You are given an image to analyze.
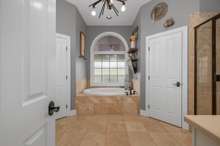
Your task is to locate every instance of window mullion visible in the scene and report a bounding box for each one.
[101,55,103,83]
[117,55,119,82]
[93,53,126,86]
[109,55,110,83]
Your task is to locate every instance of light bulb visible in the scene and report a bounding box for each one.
[121,5,126,12]
[32,1,43,9]
[110,0,114,4]
[91,10,96,16]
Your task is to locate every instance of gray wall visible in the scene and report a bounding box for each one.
[132,0,200,110]
[56,0,87,109]
[75,8,87,82]
[86,26,133,80]
[199,0,220,12]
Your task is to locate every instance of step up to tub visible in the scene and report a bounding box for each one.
[76,95,139,115]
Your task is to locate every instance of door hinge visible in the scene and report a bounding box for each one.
[66,46,68,51]
[66,104,68,109]
[66,75,68,80]
[148,76,150,80]
[147,104,151,109]
[148,47,150,51]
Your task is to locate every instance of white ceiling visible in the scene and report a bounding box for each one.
[66,0,152,26]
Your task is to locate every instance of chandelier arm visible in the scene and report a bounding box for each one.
[89,0,102,7]
[99,0,106,18]
[112,5,119,16]
[114,5,119,13]
[106,0,112,9]
[116,0,126,5]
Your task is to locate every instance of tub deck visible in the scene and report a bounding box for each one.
[76,94,139,115]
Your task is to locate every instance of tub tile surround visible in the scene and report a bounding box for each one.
[56,115,192,146]
[75,79,141,96]
[76,94,139,115]
[76,80,89,96]
[133,79,140,95]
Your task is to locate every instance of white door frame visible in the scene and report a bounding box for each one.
[56,33,71,118]
[145,26,188,129]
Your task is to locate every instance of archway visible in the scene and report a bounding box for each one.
[90,32,129,86]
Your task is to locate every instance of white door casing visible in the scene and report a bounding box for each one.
[146,26,188,128]
[0,0,56,146]
[55,34,71,119]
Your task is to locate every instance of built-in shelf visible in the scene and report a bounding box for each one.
[131,59,138,62]
[128,48,138,73]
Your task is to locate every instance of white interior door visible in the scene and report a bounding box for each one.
[146,28,184,127]
[55,34,71,119]
[0,0,56,146]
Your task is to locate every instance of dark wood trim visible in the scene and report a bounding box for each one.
[194,27,198,115]
[216,75,220,81]
[194,13,220,29]
[212,20,217,115]
[216,17,220,81]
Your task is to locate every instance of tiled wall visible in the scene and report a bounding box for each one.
[196,21,213,114]
[76,80,89,96]
[76,95,139,115]
[133,79,140,96]
[75,80,140,97]
[188,12,219,115]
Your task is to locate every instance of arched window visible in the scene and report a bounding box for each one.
[90,33,128,87]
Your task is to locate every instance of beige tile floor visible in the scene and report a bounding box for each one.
[56,115,192,146]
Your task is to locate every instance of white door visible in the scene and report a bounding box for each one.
[0,0,56,146]
[146,28,185,127]
[55,34,71,119]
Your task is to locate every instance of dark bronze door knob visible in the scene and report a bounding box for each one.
[48,101,60,116]
[175,81,181,87]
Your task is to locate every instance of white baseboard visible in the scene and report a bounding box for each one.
[68,110,77,117]
[182,120,189,130]
[140,110,149,117]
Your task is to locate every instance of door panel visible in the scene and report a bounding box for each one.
[148,30,183,127]
[149,38,165,121]
[23,0,48,104]
[0,0,56,146]
[55,35,70,119]
[24,125,47,146]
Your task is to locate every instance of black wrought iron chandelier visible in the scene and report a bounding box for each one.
[89,0,127,18]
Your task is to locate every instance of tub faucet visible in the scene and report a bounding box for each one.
[129,87,133,95]
[129,87,136,95]
[125,87,136,96]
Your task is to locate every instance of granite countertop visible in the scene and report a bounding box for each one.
[185,115,220,143]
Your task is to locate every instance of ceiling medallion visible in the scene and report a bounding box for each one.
[106,15,113,20]
[89,0,127,18]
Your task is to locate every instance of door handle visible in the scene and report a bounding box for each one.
[48,101,60,116]
[174,81,181,87]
